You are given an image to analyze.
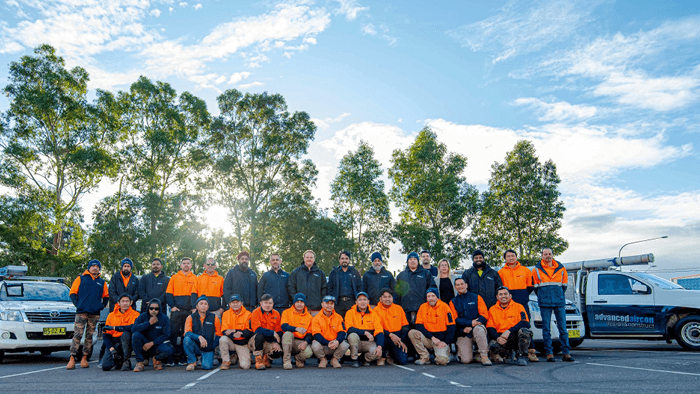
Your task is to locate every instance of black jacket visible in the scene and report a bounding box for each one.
[258,269,291,309]
[224,264,258,310]
[327,266,363,300]
[287,262,327,310]
[395,265,435,313]
[461,264,503,308]
[362,267,396,305]
[108,271,140,311]
[131,300,171,345]
[138,272,170,312]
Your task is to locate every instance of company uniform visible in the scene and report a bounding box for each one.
[192,271,224,314]
[258,268,291,315]
[345,306,384,363]
[310,310,349,361]
[138,272,169,313]
[165,270,197,362]
[373,302,409,365]
[288,263,327,313]
[532,260,570,357]
[219,307,254,369]
[396,266,435,326]
[408,300,456,365]
[224,264,258,311]
[131,300,174,364]
[328,266,363,317]
[108,272,140,312]
[450,292,489,363]
[249,308,283,359]
[487,301,532,358]
[362,267,396,306]
[183,312,222,370]
[461,264,503,308]
[69,270,109,359]
[280,306,314,366]
[101,307,140,371]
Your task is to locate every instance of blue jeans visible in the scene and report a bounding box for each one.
[540,306,570,356]
[383,337,408,365]
[132,332,174,363]
[183,335,219,369]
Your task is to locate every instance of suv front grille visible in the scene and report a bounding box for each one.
[25,311,76,323]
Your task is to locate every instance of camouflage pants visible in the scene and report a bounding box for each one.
[489,328,532,358]
[70,313,100,357]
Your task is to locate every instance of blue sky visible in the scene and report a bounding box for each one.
[1,0,699,276]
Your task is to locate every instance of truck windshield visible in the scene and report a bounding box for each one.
[633,273,684,290]
[0,282,71,302]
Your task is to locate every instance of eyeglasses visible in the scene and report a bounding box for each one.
[149,307,160,311]
[205,263,216,266]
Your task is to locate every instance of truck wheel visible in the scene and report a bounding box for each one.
[675,315,700,350]
[570,338,584,348]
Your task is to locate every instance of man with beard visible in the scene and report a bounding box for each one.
[345,292,383,367]
[450,278,491,366]
[396,252,435,328]
[373,288,409,366]
[219,295,254,370]
[258,254,291,315]
[420,250,438,277]
[183,296,222,371]
[193,258,224,316]
[224,251,258,311]
[288,250,327,316]
[108,258,140,312]
[327,251,363,317]
[487,286,532,366]
[362,252,396,307]
[131,298,174,372]
[461,250,503,309]
[408,289,455,366]
[138,258,170,313]
[101,294,140,371]
[310,296,349,368]
[165,257,198,365]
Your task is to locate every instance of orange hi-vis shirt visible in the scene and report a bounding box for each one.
[221,306,252,332]
[415,300,455,333]
[166,270,197,309]
[532,261,568,287]
[281,307,313,339]
[105,307,140,337]
[249,308,282,333]
[185,313,223,336]
[311,310,345,341]
[195,271,224,297]
[344,307,384,336]
[121,272,131,288]
[498,262,533,290]
[487,300,529,333]
[373,302,409,333]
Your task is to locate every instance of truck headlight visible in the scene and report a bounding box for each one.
[0,310,23,321]
[529,302,540,313]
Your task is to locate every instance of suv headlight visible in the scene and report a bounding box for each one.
[0,310,23,322]
[529,301,540,313]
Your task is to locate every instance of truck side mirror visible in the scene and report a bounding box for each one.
[631,283,650,294]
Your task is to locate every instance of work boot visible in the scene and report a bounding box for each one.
[255,355,266,370]
[283,362,292,370]
[492,354,504,363]
[350,359,360,368]
[528,349,539,362]
[262,354,271,368]
[318,357,328,368]
[66,356,76,370]
[414,357,430,365]
[80,355,90,368]
[517,358,528,366]
[562,354,575,362]
[506,350,519,365]
[331,358,342,369]
[546,354,555,362]
[133,362,144,372]
[377,358,386,366]
[186,363,196,371]
[481,356,492,366]
[121,360,132,371]
[220,361,231,370]
[154,359,163,370]
[296,359,305,368]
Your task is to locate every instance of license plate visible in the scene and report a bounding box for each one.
[568,329,580,339]
[43,327,66,336]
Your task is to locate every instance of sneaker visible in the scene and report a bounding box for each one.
[121,360,132,371]
[186,363,196,371]
[414,357,430,365]
[178,360,189,366]
[517,358,528,366]
[296,360,305,368]
[481,358,493,366]
[165,361,175,367]
[547,355,556,362]
[318,358,328,368]
[331,358,342,369]
[350,359,360,368]
[528,349,539,362]
[133,362,145,372]
[283,362,293,370]
[562,355,575,362]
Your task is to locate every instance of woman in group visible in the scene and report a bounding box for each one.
[434,259,456,304]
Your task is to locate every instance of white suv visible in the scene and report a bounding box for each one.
[0,265,77,363]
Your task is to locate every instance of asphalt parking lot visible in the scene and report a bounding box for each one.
[1,339,699,393]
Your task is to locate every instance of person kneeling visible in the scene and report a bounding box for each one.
[408,289,455,366]
[101,294,140,371]
[310,296,350,369]
[250,294,284,370]
[131,299,174,372]
[281,293,314,369]
[184,296,222,371]
[345,292,383,367]
[450,278,491,366]
[486,286,532,366]
[219,294,254,370]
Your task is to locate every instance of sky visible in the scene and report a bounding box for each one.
[1,0,699,277]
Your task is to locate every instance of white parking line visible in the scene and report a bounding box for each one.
[586,362,700,377]
[180,367,221,390]
[390,363,414,371]
[422,373,436,378]
[390,362,470,388]
[450,381,469,388]
[0,361,97,379]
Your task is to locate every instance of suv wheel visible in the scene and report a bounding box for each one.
[675,315,700,351]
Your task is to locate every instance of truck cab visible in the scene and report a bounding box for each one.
[569,254,700,350]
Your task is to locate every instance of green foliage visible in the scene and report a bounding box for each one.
[470,140,568,266]
[388,127,479,267]
[331,141,392,272]
[204,89,317,272]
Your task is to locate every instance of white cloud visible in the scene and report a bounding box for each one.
[448,0,603,63]
[514,97,597,122]
[194,3,202,10]
[228,71,251,84]
[334,0,368,21]
[361,23,376,35]
[311,112,351,129]
[179,2,188,7]
[239,81,264,89]
[150,9,161,17]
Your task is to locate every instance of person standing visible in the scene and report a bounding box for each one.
[165,257,198,365]
[450,278,491,366]
[487,286,532,366]
[362,252,396,307]
[345,292,384,367]
[131,299,174,372]
[219,295,254,370]
[67,259,109,369]
[420,250,438,277]
[327,251,363,317]
[280,293,314,369]
[532,248,574,362]
[101,294,140,371]
[138,258,170,313]
[310,296,349,368]
[396,252,435,327]
[408,289,455,366]
[434,259,456,304]
[183,296,222,371]
[193,258,224,316]
[461,250,503,308]
[258,254,291,315]
[224,251,258,311]
[108,258,139,312]
[498,249,538,362]
[287,250,327,316]
[250,294,283,370]
[373,288,409,366]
